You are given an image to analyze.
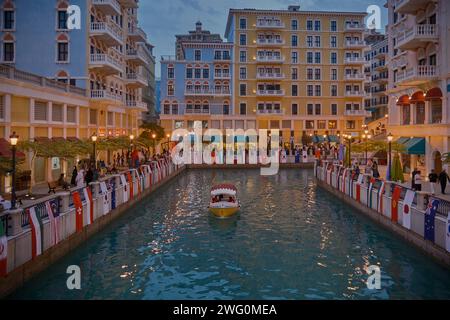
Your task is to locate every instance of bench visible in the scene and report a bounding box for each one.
[48,181,58,194]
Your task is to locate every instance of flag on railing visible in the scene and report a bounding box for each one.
[111,179,116,210]
[342,168,348,194]
[0,219,7,277]
[391,185,402,223]
[127,171,134,200]
[377,181,385,214]
[446,212,450,253]
[45,201,60,246]
[424,199,439,242]
[100,182,110,215]
[402,190,415,230]
[28,206,43,259]
[368,178,375,209]
[83,187,94,225]
[120,174,128,203]
[355,174,363,202]
[72,191,83,233]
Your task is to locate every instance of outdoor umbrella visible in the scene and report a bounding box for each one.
[338,144,345,162]
[390,153,404,183]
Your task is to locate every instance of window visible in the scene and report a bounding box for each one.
[307,85,313,97]
[186,68,193,79]
[57,42,69,62]
[240,18,247,29]
[292,85,298,96]
[194,68,201,79]
[67,106,76,123]
[314,69,321,80]
[331,20,337,32]
[167,67,175,79]
[315,104,321,115]
[314,20,321,31]
[89,109,98,125]
[314,36,321,47]
[315,85,321,96]
[292,67,298,80]
[307,20,313,31]
[202,68,209,79]
[240,103,247,115]
[107,111,114,126]
[223,51,230,60]
[331,68,337,80]
[3,42,14,62]
[3,10,14,30]
[307,104,313,115]
[317,120,326,129]
[239,67,247,79]
[291,19,298,30]
[307,52,313,64]
[305,120,314,129]
[240,34,247,46]
[331,36,337,48]
[346,120,355,129]
[194,50,201,61]
[328,120,337,129]
[167,83,174,96]
[292,103,298,115]
[331,52,337,64]
[34,101,47,121]
[331,104,337,115]
[239,50,247,62]
[291,51,298,64]
[291,35,298,47]
[57,10,68,30]
[239,83,246,96]
[307,36,313,47]
[331,85,337,97]
[52,104,63,122]
[429,54,437,66]
[307,68,313,80]
[314,52,321,64]
[214,51,221,60]
[175,120,184,129]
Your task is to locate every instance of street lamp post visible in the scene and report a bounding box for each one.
[91,133,97,169]
[387,133,393,180]
[9,132,19,209]
[129,134,134,168]
[152,133,157,155]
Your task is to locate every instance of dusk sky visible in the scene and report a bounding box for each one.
[137,0,388,77]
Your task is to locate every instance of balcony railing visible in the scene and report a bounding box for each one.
[128,26,147,41]
[257,89,285,96]
[92,0,121,15]
[185,108,210,114]
[345,91,365,97]
[395,0,429,14]
[344,57,366,64]
[397,65,437,84]
[256,20,285,28]
[90,90,122,103]
[256,38,285,45]
[90,22,123,46]
[184,89,231,96]
[256,109,284,115]
[126,47,147,64]
[126,73,147,86]
[214,72,230,79]
[89,53,123,74]
[126,100,147,109]
[256,73,285,79]
[396,24,438,50]
[344,74,365,81]
[256,55,284,63]
[344,109,371,117]
[117,0,138,8]
[345,23,365,31]
[345,40,367,48]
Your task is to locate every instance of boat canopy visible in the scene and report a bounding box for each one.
[211,184,237,196]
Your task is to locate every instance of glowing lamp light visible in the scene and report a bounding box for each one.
[387,133,393,142]
[129,134,135,141]
[152,133,156,139]
[91,133,98,142]
[9,131,19,146]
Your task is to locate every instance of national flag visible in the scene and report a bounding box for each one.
[46,200,60,246]
[402,190,415,230]
[120,174,128,203]
[83,187,94,225]
[0,220,7,277]
[377,181,385,214]
[424,199,439,242]
[342,169,348,194]
[28,206,43,259]
[391,185,402,223]
[111,179,116,210]
[72,191,83,233]
[127,171,134,200]
[367,178,376,208]
[446,212,450,253]
[100,182,110,214]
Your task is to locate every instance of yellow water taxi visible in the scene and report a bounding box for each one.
[208,184,240,218]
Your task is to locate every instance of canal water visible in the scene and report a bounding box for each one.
[10,169,450,299]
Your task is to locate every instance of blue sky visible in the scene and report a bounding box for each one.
[138,0,388,77]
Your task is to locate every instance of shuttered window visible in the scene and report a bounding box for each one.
[107,112,114,126]
[66,106,76,123]
[52,104,63,122]
[34,101,47,121]
[0,96,4,119]
[89,109,97,125]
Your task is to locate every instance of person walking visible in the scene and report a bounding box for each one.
[411,168,419,190]
[85,166,94,185]
[372,160,380,178]
[439,169,450,194]
[75,168,85,188]
[414,170,422,191]
[428,169,438,195]
[70,166,78,186]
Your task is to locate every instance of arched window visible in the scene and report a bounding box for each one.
[167,81,175,96]
[56,70,69,83]
[56,1,69,30]
[163,101,170,115]
[171,101,178,115]
[56,33,69,63]
[2,33,14,62]
[2,1,15,31]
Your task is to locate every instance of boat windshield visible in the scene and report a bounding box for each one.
[211,195,236,203]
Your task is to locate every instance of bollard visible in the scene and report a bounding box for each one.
[416,191,428,211]
[5,208,24,236]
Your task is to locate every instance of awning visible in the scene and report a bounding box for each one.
[425,87,443,101]
[0,138,26,158]
[396,95,410,106]
[312,135,325,143]
[396,136,410,145]
[404,137,425,155]
[328,135,339,143]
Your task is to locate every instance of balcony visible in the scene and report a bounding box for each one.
[214,72,230,79]
[184,89,231,96]
[256,73,285,80]
[344,74,366,81]
[125,73,147,88]
[345,91,366,98]
[397,65,438,86]
[395,0,429,14]
[256,38,285,46]
[117,0,138,8]
[89,53,123,75]
[257,89,285,96]
[90,90,122,104]
[128,26,147,42]
[185,108,210,115]
[344,109,371,117]
[345,23,365,32]
[373,75,388,84]
[256,109,284,115]
[344,57,366,65]
[256,20,285,29]
[345,40,367,49]
[396,24,438,50]
[125,47,147,65]
[126,100,147,110]
[90,22,123,46]
[92,0,121,16]
[256,55,284,63]
[374,62,387,71]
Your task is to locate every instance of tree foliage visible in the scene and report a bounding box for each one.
[139,122,165,142]
[350,140,406,154]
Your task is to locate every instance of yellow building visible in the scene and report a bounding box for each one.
[0,64,140,187]
[224,6,370,144]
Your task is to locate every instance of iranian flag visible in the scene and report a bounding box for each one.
[28,206,43,259]
[0,220,7,277]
